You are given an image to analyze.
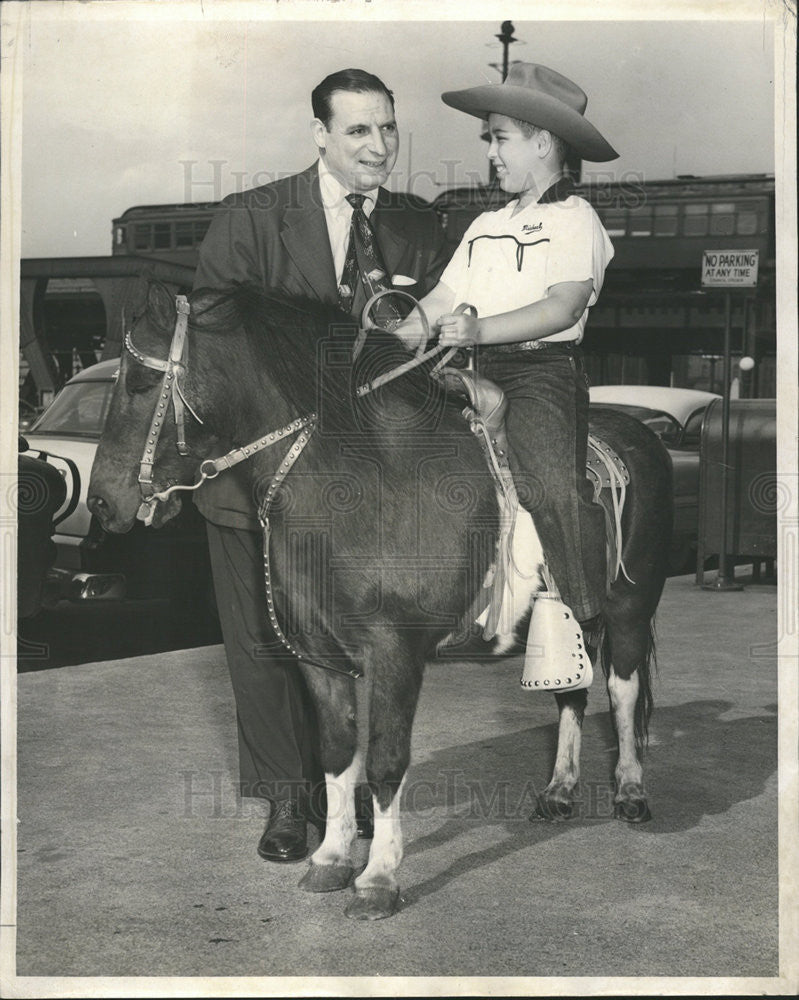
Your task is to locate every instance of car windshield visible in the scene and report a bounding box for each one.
[590,402,682,446]
[30,380,114,438]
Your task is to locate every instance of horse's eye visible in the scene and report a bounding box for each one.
[125,365,162,395]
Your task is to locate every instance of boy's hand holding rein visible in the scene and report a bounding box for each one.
[437,310,482,348]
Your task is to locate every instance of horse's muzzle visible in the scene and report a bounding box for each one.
[89,490,183,532]
[87,492,135,534]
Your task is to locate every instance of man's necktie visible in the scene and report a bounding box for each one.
[338,194,403,329]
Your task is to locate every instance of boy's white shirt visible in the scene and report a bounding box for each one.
[439,195,614,345]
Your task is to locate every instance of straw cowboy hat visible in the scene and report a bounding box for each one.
[441,62,618,162]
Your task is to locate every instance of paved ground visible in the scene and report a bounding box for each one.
[6,569,795,995]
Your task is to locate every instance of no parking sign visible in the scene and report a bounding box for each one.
[701,249,759,287]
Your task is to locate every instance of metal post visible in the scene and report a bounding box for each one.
[704,289,743,591]
[497,20,516,81]
[488,22,517,184]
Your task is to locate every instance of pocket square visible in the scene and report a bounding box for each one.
[391,274,417,287]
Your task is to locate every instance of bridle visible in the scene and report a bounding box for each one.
[124,296,200,507]
[124,294,319,526]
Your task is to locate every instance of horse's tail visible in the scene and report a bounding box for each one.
[597,617,657,754]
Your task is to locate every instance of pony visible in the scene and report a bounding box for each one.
[88,282,672,920]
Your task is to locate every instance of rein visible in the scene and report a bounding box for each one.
[354,289,460,395]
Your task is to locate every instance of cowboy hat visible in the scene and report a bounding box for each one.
[441,62,618,162]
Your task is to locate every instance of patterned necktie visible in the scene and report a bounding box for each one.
[338,194,403,329]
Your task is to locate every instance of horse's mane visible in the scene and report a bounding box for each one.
[189,283,453,437]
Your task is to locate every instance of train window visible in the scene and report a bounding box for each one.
[602,209,627,237]
[153,223,172,249]
[683,203,709,236]
[710,202,735,236]
[113,226,125,247]
[737,210,759,235]
[175,222,195,248]
[629,206,652,236]
[133,224,151,250]
[654,204,679,236]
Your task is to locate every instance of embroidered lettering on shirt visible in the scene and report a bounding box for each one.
[467,234,550,272]
[521,222,543,234]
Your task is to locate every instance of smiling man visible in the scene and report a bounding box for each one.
[192,69,449,867]
[312,84,398,195]
[196,68,447,316]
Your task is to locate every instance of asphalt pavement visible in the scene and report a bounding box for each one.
[7,567,794,996]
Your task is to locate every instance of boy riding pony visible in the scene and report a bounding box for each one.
[397,63,619,670]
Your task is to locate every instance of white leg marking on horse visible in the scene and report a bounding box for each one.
[355,776,406,892]
[548,701,582,793]
[311,753,360,867]
[608,668,643,793]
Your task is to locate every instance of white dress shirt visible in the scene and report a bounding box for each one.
[317,158,379,283]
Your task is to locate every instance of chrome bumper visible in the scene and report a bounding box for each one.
[44,568,127,604]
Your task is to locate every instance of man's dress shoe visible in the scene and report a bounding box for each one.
[257,800,308,863]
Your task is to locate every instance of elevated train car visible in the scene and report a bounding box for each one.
[112,202,219,268]
[586,174,774,270]
[433,173,774,267]
[110,174,776,393]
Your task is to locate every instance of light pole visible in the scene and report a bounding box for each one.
[497,20,517,81]
[488,22,518,184]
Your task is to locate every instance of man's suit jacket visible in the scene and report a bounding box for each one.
[192,163,451,530]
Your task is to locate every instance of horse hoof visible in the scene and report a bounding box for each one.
[531,791,574,822]
[614,799,652,824]
[298,863,354,893]
[344,886,400,920]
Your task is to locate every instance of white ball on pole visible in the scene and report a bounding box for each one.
[739,356,755,371]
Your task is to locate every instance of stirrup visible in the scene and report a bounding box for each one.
[520,594,593,692]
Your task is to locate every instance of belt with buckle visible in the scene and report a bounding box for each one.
[487,339,578,355]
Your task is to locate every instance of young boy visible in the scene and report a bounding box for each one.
[397,62,618,631]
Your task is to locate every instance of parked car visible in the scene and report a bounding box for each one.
[23,359,216,616]
[589,385,721,573]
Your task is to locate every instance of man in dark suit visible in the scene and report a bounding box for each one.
[193,68,449,864]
